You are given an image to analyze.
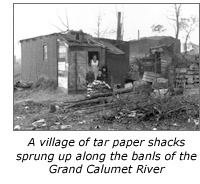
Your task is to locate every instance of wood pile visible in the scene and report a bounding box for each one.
[175,68,199,89]
[87,80,112,97]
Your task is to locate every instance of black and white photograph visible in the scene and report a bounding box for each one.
[13,3,199,131]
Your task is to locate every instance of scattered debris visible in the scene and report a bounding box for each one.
[14,81,33,90]
[32,119,46,128]
[95,125,101,129]
[49,104,57,113]
[50,125,60,130]
[54,122,61,125]
[14,75,199,131]
[78,120,87,124]
[14,125,21,130]
[33,77,57,90]
[60,125,72,130]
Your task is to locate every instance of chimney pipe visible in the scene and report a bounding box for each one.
[138,30,140,40]
[117,12,122,41]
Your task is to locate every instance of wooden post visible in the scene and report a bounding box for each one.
[154,53,157,73]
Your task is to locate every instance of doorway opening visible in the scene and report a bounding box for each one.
[88,51,99,67]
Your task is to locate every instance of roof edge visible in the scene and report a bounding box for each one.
[20,33,59,42]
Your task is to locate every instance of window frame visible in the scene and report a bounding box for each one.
[43,45,48,61]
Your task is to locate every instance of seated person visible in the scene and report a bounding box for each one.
[86,67,95,85]
[96,70,104,81]
[102,66,108,83]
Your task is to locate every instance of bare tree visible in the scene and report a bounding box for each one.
[94,9,103,38]
[50,8,70,32]
[181,15,199,53]
[167,4,183,39]
[94,9,116,38]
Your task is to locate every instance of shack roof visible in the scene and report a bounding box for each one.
[129,36,177,43]
[98,40,125,55]
[20,30,125,55]
[58,33,105,48]
[20,33,58,42]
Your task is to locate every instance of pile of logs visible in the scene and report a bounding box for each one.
[87,80,112,97]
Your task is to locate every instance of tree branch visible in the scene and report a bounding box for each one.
[65,8,70,30]
[49,21,64,32]
[56,10,69,30]
[101,26,109,38]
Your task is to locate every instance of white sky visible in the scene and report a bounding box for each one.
[14,4,199,58]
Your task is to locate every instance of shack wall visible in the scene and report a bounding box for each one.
[21,35,58,83]
[106,52,126,87]
[117,42,130,73]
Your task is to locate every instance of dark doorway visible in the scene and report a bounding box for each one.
[88,51,99,66]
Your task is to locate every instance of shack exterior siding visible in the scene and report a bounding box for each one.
[20,31,126,93]
[117,41,130,74]
[106,51,125,87]
[21,34,58,83]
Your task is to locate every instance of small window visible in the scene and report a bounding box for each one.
[43,45,47,60]
[76,33,79,40]
[59,46,66,59]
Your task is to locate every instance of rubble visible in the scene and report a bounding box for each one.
[14,125,21,130]
[60,125,72,130]
[152,77,169,90]
[14,81,33,90]
[49,104,57,113]
[32,119,47,128]
[50,125,60,130]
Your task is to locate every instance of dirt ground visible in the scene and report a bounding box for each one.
[14,87,199,131]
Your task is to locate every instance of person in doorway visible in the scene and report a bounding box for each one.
[96,70,104,81]
[91,55,99,79]
[86,67,95,85]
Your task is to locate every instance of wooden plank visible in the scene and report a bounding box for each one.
[76,51,87,90]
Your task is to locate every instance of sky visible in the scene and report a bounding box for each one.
[14,4,199,58]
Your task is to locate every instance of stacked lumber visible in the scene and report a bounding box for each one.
[175,68,199,89]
